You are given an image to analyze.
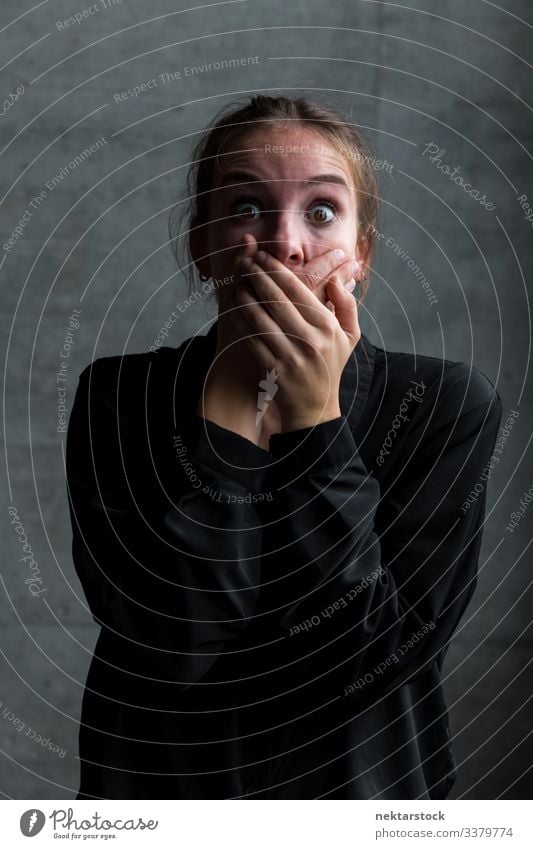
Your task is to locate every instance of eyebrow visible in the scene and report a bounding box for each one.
[218,170,351,192]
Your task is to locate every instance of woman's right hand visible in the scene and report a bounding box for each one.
[197,237,361,442]
[216,235,360,367]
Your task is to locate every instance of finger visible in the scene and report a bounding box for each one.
[241,244,357,301]
[233,283,300,362]
[240,257,325,341]
[295,246,345,289]
[226,305,275,371]
[299,249,360,297]
[232,289,298,370]
[247,253,331,329]
[310,261,359,306]
[325,277,360,343]
[227,233,259,289]
[241,233,258,258]
[239,234,259,267]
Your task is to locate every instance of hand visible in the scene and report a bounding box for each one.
[233,234,360,307]
[213,234,359,383]
[226,247,361,432]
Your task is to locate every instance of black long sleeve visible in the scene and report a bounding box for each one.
[252,362,502,708]
[66,359,271,689]
[67,355,501,705]
[68,331,504,801]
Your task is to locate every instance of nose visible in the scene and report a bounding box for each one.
[257,208,305,268]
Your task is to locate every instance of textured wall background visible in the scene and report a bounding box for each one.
[1,0,532,799]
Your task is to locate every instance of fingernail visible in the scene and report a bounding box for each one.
[334,249,345,261]
[256,250,267,263]
[241,256,253,271]
[344,279,356,292]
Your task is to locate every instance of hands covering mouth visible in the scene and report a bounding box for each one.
[223,233,362,432]
[232,233,361,312]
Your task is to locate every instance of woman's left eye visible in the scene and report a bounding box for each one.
[305,200,338,224]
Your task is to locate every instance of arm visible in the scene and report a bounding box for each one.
[66,359,269,689]
[255,363,503,706]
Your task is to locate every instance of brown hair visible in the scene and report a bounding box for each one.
[168,94,380,303]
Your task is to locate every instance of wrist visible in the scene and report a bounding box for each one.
[279,405,342,433]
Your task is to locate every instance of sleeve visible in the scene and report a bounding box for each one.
[65,360,270,689]
[255,363,503,706]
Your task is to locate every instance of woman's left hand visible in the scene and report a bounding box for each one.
[227,249,361,432]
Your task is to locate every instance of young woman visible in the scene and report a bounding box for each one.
[67,95,502,800]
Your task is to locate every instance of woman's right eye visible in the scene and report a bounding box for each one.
[232,199,262,220]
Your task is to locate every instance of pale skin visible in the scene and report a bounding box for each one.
[190,124,369,449]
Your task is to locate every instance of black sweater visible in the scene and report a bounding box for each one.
[66,320,502,800]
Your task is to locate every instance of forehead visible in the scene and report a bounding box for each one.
[214,125,355,198]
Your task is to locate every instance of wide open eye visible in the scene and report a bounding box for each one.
[232,199,262,220]
[305,200,338,224]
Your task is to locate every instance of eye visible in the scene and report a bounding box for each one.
[232,198,262,220]
[306,199,338,224]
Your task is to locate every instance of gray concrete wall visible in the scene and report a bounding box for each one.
[1,0,531,799]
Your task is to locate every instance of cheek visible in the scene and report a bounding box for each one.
[206,226,241,270]
[334,216,357,246]
[305,228,355,259]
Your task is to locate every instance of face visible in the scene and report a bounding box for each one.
[191,124,364,309]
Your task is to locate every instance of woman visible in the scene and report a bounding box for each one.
[66,95,502,799]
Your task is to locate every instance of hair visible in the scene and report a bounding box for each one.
[168,94,380,303]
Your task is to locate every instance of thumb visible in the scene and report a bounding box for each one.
[241,232,258,258]
[233,234,258,284]
[326,277,360,341]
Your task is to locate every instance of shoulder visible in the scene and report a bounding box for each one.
[76,350,158,395]
[75,341,196,394]
[366,343,504,503]
[371,341,502,421]
[69,343,195,435]
[74,346,191,413]
[68,351,164,445]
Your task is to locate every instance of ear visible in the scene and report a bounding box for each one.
[355,234,369,281]
[189,215,211,279]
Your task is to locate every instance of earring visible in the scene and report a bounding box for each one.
[199,272,210,282]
